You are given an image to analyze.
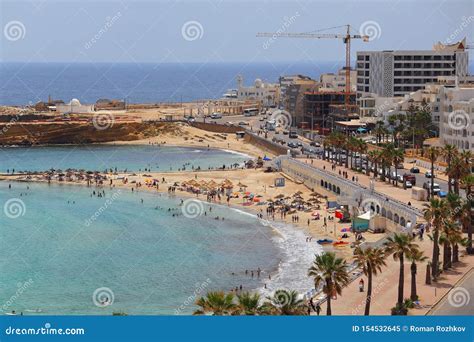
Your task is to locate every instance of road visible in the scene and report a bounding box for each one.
[428,268,474,315]
[194,112,457,196]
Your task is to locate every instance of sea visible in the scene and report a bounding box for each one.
[1,61,473,106]
[0,146,321,315]
[0,62,342,106]
[0,145,250,173]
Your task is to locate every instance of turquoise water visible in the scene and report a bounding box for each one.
[0,182,281,315]
[0,145,248,173]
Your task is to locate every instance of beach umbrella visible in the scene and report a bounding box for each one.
[237,182,248,188]
[274,194,285,199]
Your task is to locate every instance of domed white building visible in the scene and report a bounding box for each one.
[56,98,94,114]
[236,75,280,107]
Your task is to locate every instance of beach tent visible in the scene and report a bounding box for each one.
[352,211,372,232]
[263,156,271,161]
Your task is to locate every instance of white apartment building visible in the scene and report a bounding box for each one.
[358,76,474,151]
[438,86,474,150]
[319,68,357,92]
[356,39,469,98]
[236,75,280,107]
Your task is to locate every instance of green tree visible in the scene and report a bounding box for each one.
[353,247,386,315]
[308,252,350,316]
[261,289,307,315]
[385,233,418,308]
[236,292,262,315]
[194,291,236,315]
[423,198,448,280]
[407,247,427,301]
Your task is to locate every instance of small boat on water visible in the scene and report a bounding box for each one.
[317,238,333,245]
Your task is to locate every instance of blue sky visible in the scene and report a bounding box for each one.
[1,0,473,63]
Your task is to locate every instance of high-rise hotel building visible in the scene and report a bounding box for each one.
[356,39,469,97]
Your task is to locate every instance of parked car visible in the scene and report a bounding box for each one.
[405,181,413,188]
[423,182,441,195]
[287,142,298,148]
[425,171,436,178]
[410,167,420,173]
[283,130,289,135]
[403,173,417,186]
[310,141,321,147]
[238,121,249,126]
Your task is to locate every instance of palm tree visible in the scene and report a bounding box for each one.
[384,233,418,310]
[392,148,404,187]
[423,198,448,280]
[446,155,464,196]
[353,247,386,315]
[425,147,440,200]
[443,220,465,265]
[381,144,395,183]
[347,136,358,169]
[460,174,474,254]
[407,247,427,301]
[308,252,350,316]
[261,289,307,315]
[236,292,262,315]
[443,192,463,269]
[367,150,380,178]
[441,144,458,193]
[194,291,236,315]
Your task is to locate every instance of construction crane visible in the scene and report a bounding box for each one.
[257,24,369,109]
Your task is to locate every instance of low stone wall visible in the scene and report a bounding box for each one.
[276,156,421,229]
[190,122,242,134]
[244,131,289,156]
[414,158,447,173]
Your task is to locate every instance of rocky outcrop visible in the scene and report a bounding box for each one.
[0,121,181,145]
